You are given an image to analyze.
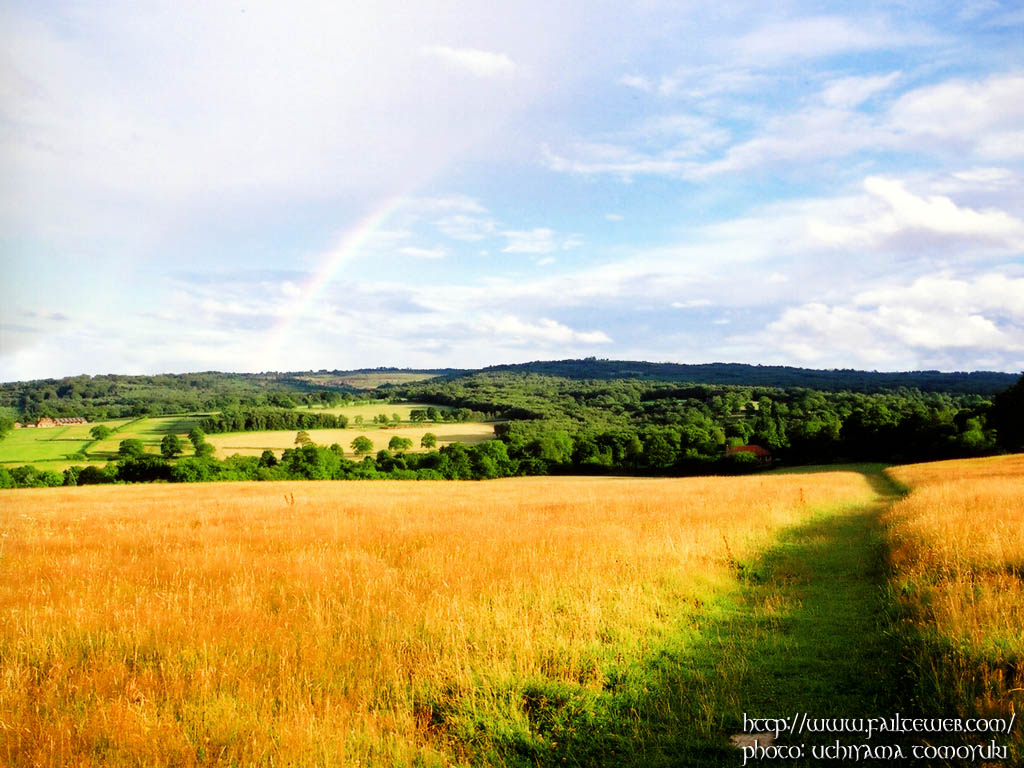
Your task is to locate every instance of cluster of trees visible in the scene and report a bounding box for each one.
[198,408,349,433]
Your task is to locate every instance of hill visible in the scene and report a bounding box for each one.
[476,359,1018,394]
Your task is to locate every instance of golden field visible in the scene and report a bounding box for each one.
[884,454,1024,729]
[204,423,495,458]
[0,473,875,766]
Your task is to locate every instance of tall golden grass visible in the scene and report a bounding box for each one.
[1,473,873,766]
[885,455,1024,738]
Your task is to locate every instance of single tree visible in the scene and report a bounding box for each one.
[89,425,112,441]
[420,432,437,449]
[351,436,374,455]
[160,433,183,458]
[388,435,413,452]
[188,427,206,451]
[295,430,312,447]
[118,438,145,459]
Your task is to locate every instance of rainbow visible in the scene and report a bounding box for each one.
[264,196,409,366]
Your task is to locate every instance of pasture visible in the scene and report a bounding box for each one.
[1,472,875,766]
[0,424,94,464]
[0,420,124,472]
[89,415,209,458]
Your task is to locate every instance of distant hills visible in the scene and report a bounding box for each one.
[472,359,1019,394]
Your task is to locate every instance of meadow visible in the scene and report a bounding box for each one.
[884,454,1024,757]
[1,472,876,766]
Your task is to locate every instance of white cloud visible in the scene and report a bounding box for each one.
[618,74,653,92]
[672,299,712,309]
[548,72,1024,182]
[889,74,1024,155]
[408,195,488,213]
[605,213,624,222]
[399,246,447,259]
[436,214,498,241]
[475,314,611,345]
[502,228,582,254]
[749,273,1024,369]
[728,15,932,65]
[821,72,901,108]
[862,176,1024,245]
[853,273,1024,320]
[420,45,518,77]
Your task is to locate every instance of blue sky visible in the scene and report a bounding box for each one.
[2,0,1023,380]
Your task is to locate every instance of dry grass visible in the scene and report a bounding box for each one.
[1,472,874,766]
[884,454,1024,727]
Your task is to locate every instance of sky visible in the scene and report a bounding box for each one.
[2,0,1023,381]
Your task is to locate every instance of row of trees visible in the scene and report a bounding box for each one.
[198,408,349,433]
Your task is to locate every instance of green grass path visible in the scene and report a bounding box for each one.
[704,468,914,766]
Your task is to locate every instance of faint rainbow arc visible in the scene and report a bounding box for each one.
[264,197,409,366]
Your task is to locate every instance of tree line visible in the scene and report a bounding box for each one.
[198,408,349,433]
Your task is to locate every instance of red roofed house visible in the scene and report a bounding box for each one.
[725,444,773,465]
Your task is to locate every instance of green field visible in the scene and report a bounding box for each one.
[0,419,127,471]
[88,415,208,459]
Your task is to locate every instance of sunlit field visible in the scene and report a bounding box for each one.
[204,423,495,458]
[0,473,874,766]
[884,454,1024,752]
[315,401,454,420]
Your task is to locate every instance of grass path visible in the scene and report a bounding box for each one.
[705,468,914,765]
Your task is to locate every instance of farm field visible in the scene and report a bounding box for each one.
[89,415,209,457]
[0,419,125,472]
[0,424,94,464]
[313,401,455,420]
[205,422,495,457]
[1,472,878,766]
[0,405,471,469]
